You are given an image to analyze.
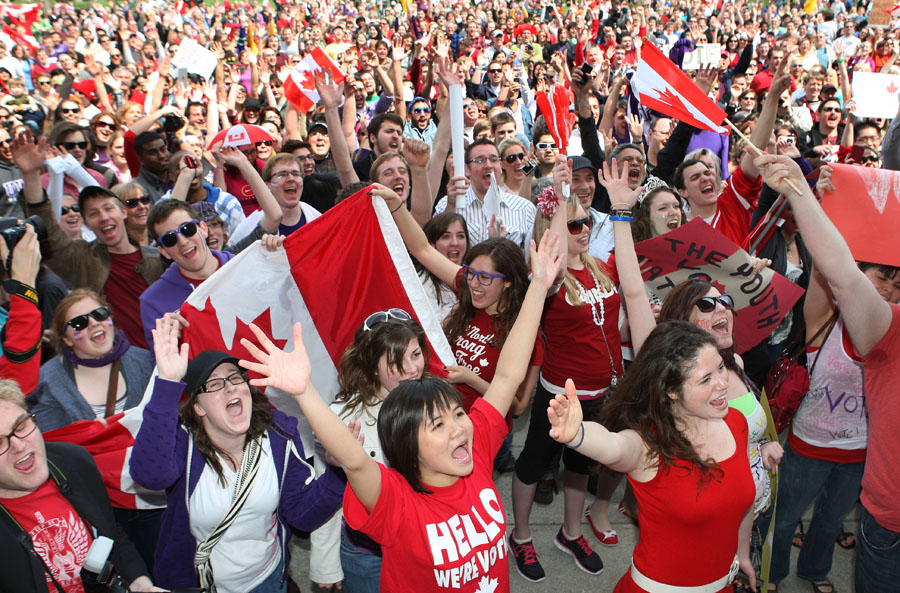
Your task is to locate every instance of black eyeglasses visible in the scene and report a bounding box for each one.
[158,220,200,248]
[462,264,506,286]
[567,215,594,234]
[125,195,151,208]
[363,308,412,331]
[504,152,526,163]
[536,142,557,150]
[0,414,38,456]
[61,141,88,150]
[200,371,250,393]
[60,107,80,115]
[64,306,111,332]
[695,294,735,312]
[94,121,117,130]
[60,204,81,215]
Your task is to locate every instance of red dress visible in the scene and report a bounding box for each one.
[615,409,755,592]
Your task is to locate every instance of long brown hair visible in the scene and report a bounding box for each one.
[180,379,274,487]
[599,321,725,486]
[443,238,528,349]
[632,187,687,243]
[333,318,429,420]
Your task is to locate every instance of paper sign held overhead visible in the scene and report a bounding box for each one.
[171,38,218,80]
[850,72,900,119]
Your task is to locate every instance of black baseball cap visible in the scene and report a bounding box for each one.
[184,350,241,395]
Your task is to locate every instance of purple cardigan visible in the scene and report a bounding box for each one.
[130,377,345,589]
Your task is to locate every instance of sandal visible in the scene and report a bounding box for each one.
[809,579,835,593]
[793,521,805,548]
[836,529,856,549]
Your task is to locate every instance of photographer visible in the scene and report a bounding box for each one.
[0,379,163,592]
[0,225,43,394]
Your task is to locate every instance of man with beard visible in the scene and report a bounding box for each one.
[799,97,845,162]
[352,113,403,181]
[403,97,436,144]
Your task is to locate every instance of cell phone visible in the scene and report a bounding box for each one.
[176,67,188,85]
[580,62,595,78]
[184,155,198,169]
[520,159,537,175]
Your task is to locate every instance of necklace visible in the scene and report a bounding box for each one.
[572,268,605,327]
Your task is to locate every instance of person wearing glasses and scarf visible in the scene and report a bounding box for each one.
[130,318,344,593]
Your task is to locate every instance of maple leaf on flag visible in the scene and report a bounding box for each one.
[888,81,899,94]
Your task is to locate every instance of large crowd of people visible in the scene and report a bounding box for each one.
[0,0,898,592]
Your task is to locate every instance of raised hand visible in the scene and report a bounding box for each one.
[550,154,571,199]
[369,183,403,209]
[240,322,311,395]
[626,113,644,142]
[754,153,809,198]
[530,229,564,290]
[152,316,189,383]
[216,145,250,167]
[10,130,48,174]
[547,379,585,444]
[401,138,430,168]
[599,158,643,208]
[815,164,834,195]
[314,70,343,109]
[0,225,40,286]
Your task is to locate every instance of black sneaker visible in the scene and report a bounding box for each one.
[509,534,546,582]
[554,528,604,575]
[533,478,557,505]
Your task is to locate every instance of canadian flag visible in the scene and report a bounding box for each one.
[177,186,455,454]
[282,46,346,112]
[631,41,728,134]
[43,399,166,510]
[535,85,571,154]
[0,3,40,27]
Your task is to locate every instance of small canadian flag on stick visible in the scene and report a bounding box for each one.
[283,47,346,112]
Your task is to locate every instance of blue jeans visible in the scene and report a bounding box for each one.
[340,538,381,593]
[493,429,513,471]
[248,559,287,593]
[769,441,864,583]
[855,505,900,592]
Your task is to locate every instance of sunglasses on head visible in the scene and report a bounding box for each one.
[61,141,87,150]
[695,294,735,312]
[64,306,110,332]
[158,220,200,248]
[363,308,412,331]
[567,215,594,234]
[60,204,81,215]
[504,152,526,163]
[125,195,151,208]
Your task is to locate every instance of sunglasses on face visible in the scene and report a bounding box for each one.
[61,107,80,115]
[488,68,502,73]
[257,140,274,146]
[462,264,506,286]
[695,294,735,313]
[504,152,526,163]
[125,195,151,208]
[60,204,81,215]
[363,307,412,331]
[411,107,431,115]
[567,215,594,234]
[158,220,200,248]
[61,141,88,150]
[860,155,880,164]
[95,121,117,130]
[37,79,50,84]
[64,306,111,332]
[536,142,557,150]
[821,106,841,113]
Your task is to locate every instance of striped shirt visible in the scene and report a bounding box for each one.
[434,186,536,252]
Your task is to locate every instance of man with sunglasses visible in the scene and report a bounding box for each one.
[799,97,845,162]
[402,97,436,144]
[533,133,559,178]
[0,127,23,215]
[0,382,160,593]
[15,132,165,348]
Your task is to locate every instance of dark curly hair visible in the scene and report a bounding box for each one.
[443,238,528,350]
[598,321,725,486]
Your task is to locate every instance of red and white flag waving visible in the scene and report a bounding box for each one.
[0,3,40,27]
[283,46,346,112]
[632,42,728,134]
[43,403,165,510]
[536,85,571,154]
[177,186,454,453]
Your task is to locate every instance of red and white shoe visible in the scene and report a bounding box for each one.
[585,506,618,546]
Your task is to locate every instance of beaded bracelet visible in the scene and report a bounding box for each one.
[566,423,585,449]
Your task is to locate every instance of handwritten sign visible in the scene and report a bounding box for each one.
[870,0,895,27]
[634,218,805,353]
[171,38,218,80]
[682,43,722,70]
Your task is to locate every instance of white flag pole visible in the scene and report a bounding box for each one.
[449,84,466,208]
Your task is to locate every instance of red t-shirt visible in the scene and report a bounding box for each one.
[343,398,511,593]
[706,167,761,247]
[1,479,91,593]
[452,308,543,426]
[541,264,623,396]
[104,249,150,349]
[224,160,266,216]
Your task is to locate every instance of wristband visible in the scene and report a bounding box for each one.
[566,423,585,449]
[610,215,634,222]
[390,201,404,214]
[3,280,38,306]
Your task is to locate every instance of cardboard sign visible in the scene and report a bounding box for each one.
[171,38,218,80]
[682,43,722,70]
[821,163,900,268]
[850,72,900,119]
[634,218,805,353]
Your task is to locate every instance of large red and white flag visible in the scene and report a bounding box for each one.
[821,163,900,268]
[177,186,454,453]
[282,46,346,112]
[0,3,40,27]
[536,85,571,154]
[43,400,165,510]
[631,41,728,134]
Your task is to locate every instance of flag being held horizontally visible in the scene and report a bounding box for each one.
[282,46,346,112]
[178,186,455,454]
[631,41,728,134]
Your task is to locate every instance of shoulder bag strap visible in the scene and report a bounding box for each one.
[104,358,122,419]
[193,436,263,593]
[807,309,840,378]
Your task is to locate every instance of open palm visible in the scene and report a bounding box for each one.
[239,322,311,395]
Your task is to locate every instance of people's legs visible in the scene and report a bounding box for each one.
[588,470,623,533]
[855,505,900,593]
[796,459,864,582]
[768,443,834,584]
[112,507,162,574]
[493,429,514,471]
[563,470,589,537]
[511,475,538,540]
[339,539,381,593]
